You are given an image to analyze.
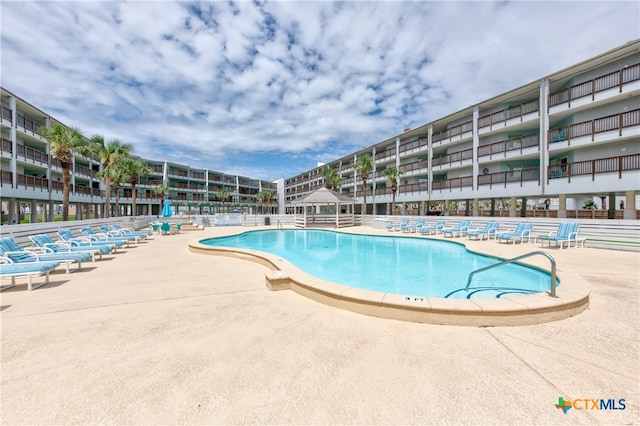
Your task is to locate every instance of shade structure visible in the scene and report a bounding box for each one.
[161,199,172,218]
[292,187,355,228]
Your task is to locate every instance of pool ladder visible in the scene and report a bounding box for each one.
[465,251,557,298]
[277,220,283,230]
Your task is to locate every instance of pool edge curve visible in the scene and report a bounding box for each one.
[188,231,590,327]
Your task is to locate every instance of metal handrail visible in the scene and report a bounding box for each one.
[465,251,557,297]
[277,220,283,230]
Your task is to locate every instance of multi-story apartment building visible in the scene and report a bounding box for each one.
[285,41,640,220]
[0,88,278,224]
[2,41,638,224]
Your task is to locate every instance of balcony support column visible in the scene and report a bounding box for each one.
[558,194,567,218]
[472,198,479,217]
[29,200,38,223]
[624,191,636,220]
[607,192,617,219]
[509,196,517,217]
[7,198,18,224]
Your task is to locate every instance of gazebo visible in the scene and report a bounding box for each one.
[292,187,356,228]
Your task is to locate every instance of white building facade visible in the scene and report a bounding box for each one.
[285,41,640,220]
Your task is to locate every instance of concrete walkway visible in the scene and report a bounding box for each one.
[1,226,638,425]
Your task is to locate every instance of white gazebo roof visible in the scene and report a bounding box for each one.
[292,187,356,204]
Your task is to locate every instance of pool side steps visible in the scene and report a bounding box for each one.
[266,271,290,291]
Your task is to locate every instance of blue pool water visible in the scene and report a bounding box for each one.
[201,229,557,299]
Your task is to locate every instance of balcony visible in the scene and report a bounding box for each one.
[398,137,428,155]
[17,173,48,190]
[432,121,473,144]
[75,164,93,177]
[432,149,473,168]
[340,162,354,172]
[1,106,12,124]
[375,149,396,162]
[549,109,640,145]
[477,167,540,188]
[478,100,539,130]
[399,182,429,194]
[168,169,188,178]
[17,144,49,164]
[1,170,12,187]
[16,115,43,137]
[432,176,473,191]
[478,134,539,159]
[399,159,428,174]
[548,153,640,182]
[549,63,640,108]
[1,138,12,155]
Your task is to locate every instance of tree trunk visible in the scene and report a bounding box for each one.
[62,165,71,221]
[104,176,111,218]
[131,183,137,216]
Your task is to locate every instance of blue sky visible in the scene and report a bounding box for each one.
[2,1,638,181]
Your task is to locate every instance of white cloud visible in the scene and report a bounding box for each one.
[1,0,638,180]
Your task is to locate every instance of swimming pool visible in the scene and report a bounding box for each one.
[200,229,557,299]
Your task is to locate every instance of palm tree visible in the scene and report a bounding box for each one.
[98,165,126,217]
[41,124,90,221]
[256,190,276,214]
[217,188,230,212]
[152,184,168,215]
[121,157,151,216]
[90,135,132,218]
[355,155,373,213]
[383,166,403,215]
[322,167,341,190]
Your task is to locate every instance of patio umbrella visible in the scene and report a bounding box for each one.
[161,199,172,218]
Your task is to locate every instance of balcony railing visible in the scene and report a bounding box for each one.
[375,149,396,162]
[478,134,539,157]
[75,164,93,176]
[17,144,49,163]
[340,162,354,172]
[549,63,640,108]
[432,148,473,167]
[432,176,473,191]
[1,106,12,123]
[478,100,539,129]
[432,121,473,143]
[1,170,13,187]
[399,159,429,173]
[399,182,429,194]
[549,109,640,145]
[548,153,640,182]
[17,173,48,190]
[477,167,540,188]
[1,138,12,154]
[16,115,43,136]
[168,169,188,177]
[398,137,429,154]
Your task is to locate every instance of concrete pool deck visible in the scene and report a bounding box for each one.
[1,225,638,424]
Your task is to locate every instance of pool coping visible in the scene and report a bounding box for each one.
[188,229,590,326]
